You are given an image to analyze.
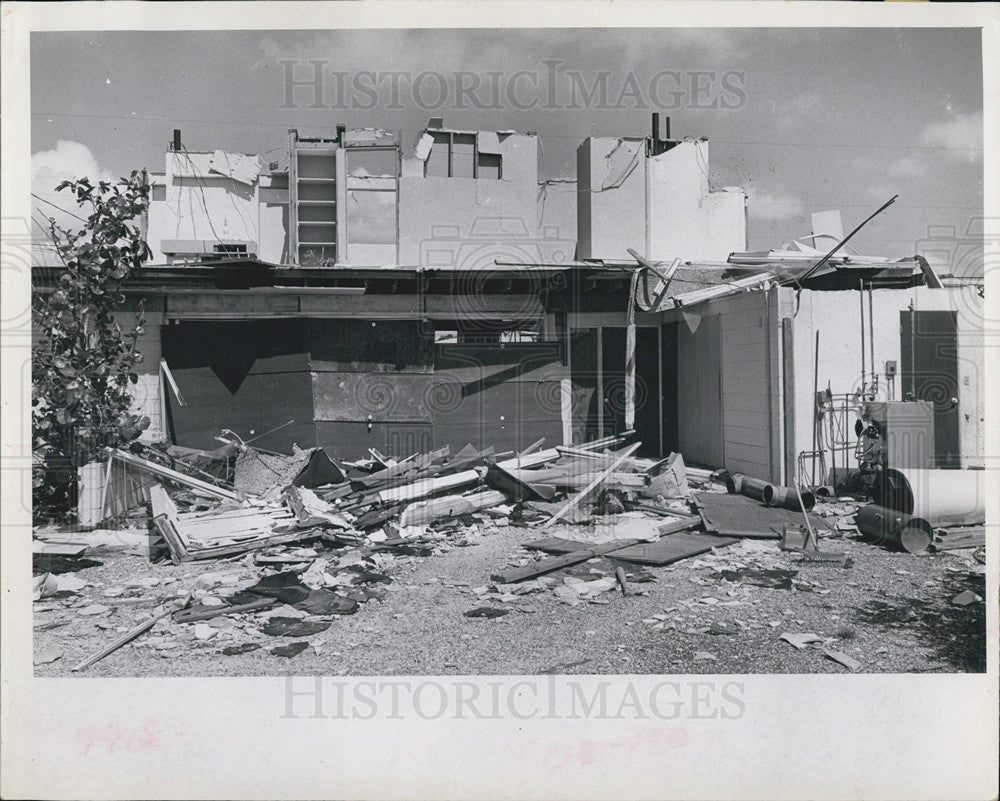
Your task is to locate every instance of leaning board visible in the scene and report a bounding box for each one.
[521,532,739,565]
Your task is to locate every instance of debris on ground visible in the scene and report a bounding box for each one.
[31,433,989,674]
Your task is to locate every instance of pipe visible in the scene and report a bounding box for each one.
[855,503,935,554]
[726,473,769,501]
[812,330,820,486]
[763,484,816,512]
[875,468,986,527]
[868,283,875,396]
[859,279,866,397]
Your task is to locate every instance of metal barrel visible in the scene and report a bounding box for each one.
[876,468,986,527]
[855,502,934,554]
[739,477,769,502]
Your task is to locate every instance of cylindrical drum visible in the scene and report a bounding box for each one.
[739,477,769,502]
[876,468,985,527]
[855,503,934,554]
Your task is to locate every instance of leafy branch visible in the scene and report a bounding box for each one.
[32,171,153,518]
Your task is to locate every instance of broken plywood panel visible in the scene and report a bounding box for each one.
[696,491,825,538]
[522,531,738,566]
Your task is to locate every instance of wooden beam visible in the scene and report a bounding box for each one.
[111,450,238,500]
[538,442,642,529]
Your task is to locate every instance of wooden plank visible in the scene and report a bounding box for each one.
[491,538,645,584]
[399,490,507,527]
[72,593,192,671]
[538,442,641,529]
[374,469,482,504]
[607,533,739,565]
[483,462,556,502]
[113,451,238,500]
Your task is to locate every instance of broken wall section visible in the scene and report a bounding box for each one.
[398,131,550,266]
[647,141,746,262]
[146,151,265,264]
[577,137,746,262]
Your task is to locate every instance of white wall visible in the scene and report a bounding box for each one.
[146,152,265,263]
[576,137,647,261]
[397,133,541,266]
[789,285,985,472]
[648,141,746,262]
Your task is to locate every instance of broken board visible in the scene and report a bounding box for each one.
[696,491,825,538]
[522,531,739,566]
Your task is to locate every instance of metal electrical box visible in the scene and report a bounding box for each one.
[863,401,936,470]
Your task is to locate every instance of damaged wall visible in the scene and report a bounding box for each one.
[398,131,543,266]
[577,137,747,262]
[577,137,646,261]
[647,141,746,262]
[788,285,985,473]
[155,314,567,460]
[146,151,266,263]
[310,319,435,458]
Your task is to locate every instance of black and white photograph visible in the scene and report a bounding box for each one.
[2,2,997,799]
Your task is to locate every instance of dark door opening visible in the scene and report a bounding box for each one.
[900,310,960,468]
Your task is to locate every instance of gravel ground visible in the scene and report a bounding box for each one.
[33,523,986,677]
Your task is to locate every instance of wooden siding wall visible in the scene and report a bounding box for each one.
[676,289,780,479]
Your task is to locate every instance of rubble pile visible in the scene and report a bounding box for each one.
[32,434,987,671]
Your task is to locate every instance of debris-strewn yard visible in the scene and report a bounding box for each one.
[33,519,986,677]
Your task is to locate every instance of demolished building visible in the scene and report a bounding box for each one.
[33,115,986,486]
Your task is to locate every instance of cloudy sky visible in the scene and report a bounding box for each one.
[31,28,983,265]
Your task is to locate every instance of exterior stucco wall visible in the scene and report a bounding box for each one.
[397,133,542,267]
[648,141,746,262]
[788,285,985,474]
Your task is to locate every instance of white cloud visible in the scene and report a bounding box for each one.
[865,182,898,203]
[887,155,926,179]
[773,91,825,133]
[920,111,982,161]
[31,140,113,232]
[747,189,805,221]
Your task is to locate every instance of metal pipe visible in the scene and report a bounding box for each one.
[868,283,875,396]
[855,503,935,554]
[726,473,769,501]
[812,330,820,486]
[875,468,986,527]
[859,279,866,398]
[763,484,816,512]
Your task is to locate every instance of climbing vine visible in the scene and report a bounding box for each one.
[32,172,153,518]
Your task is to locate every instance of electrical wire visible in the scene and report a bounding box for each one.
[31,192,89,223]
